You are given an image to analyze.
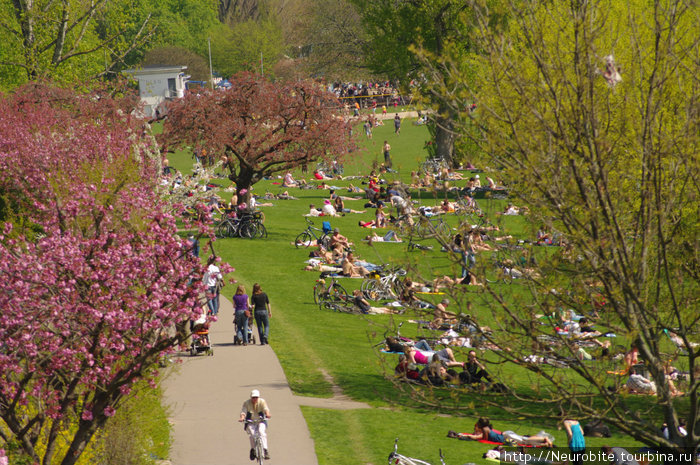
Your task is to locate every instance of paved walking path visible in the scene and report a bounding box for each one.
[162,297,369,465]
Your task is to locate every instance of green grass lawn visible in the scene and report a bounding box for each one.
[165,119,653,464]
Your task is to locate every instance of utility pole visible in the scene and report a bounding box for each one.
[208,38,214,90]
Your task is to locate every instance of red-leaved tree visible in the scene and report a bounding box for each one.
[0,84,214,465]
[162,72,354,203]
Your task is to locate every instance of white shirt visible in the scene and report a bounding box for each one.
[203,264,222,287]
[322,204,337,216]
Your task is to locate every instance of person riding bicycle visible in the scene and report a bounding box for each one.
[239,389,272,460]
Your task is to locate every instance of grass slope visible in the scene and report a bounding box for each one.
[166,119,645,464]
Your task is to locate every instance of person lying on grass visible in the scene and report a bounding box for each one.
[449,417,554,447]
[402,345,465,368]
[333,196,365,214]
[364,230,402,243]
[352,290,400,314]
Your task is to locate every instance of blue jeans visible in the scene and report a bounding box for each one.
[254,311,270,343]
[234,311,249,343]
[207,286,220,315]
[414,340,432,351]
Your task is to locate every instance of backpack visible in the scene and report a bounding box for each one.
[322,221,332,234]
[583,420,611,437]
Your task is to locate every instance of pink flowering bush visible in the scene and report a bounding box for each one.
[0,84,210,465]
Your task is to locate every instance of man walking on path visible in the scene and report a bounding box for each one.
[394,113,401,135]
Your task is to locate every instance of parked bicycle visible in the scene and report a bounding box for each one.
[407,238,433,252]
[361,266,406,302]
[319,299,358,314]
[414,214,450,239]
[313,276,350,308]
[215,211,267,239]
[295,218,331,248]
[388,438,447,465]
[420,157,449,175]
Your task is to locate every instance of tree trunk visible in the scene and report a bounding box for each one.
[229,168,254,207]
[434,112,455,167]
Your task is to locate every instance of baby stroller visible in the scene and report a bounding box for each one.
[233,314,256,345]
[190,311,213,356]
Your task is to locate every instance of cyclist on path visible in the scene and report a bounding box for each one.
[239,389,272,460]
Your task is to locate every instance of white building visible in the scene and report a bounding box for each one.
[122,65,190,118]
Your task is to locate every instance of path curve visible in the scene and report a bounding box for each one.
[162,296,368,465]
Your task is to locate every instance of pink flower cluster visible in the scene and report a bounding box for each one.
[0,84,212,450]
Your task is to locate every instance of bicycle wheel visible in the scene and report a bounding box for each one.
[256,438,265,465]
[215,221,232,238]
[240,222,257,239]
[415,220,432,238]
[360,278,375,294]
[329,283,349,303]
[362,279,384,301]
[313,283,326,304]
[435,221,450,236]
[256,222,268,239]
[295,232,312,248]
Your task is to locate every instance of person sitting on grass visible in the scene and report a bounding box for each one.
[428,299,458,329]
[625,366,656,395]
[282,171,303,188]
[306,204,321,217]
[460,350,493,386]
[375,205,387,227]
[329,228,351,250]
[341,252,368,277]
[399,278,435,309]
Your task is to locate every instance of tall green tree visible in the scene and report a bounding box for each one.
[406,0,699,452]
[0,0,157,86]
[209,18,283,78]
[351,0,476,165]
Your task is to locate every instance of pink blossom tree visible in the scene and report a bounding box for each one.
[0,84,215,465]
[162,72,355,204]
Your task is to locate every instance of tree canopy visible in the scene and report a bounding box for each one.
[162,72,355,203]
[0,83,212,465]
[403,0,699,452]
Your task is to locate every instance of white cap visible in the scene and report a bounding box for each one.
[250,389,260,398]
[475,174,480,178]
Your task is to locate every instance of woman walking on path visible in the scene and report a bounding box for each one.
[233,285,250,345]
[251,283,272,345]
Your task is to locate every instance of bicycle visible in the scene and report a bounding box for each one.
[361,266,406,301]
[414,214,450,239]
[215,211,266,239]
[388,438,447,465]
[295,218,330,248]
[420,158,449,175]
[407,238,433,252]
[245,418,269,465]
[313,276,350,308]
[319,299,359,314]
